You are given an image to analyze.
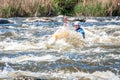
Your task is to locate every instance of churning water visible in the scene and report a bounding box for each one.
[0,16,120,80]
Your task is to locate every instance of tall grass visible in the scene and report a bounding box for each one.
[74,1,106,16]
[0,0,53,17]
[0,0,119,17]
[74,0,120,16]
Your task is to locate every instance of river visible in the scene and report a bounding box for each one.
[0,16,120,80]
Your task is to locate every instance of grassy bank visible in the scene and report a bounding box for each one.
[0,0,120,17]
[0,0,54,17]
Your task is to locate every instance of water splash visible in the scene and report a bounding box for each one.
[46,26,85,51]
[1,54,61,64]
[0,17,120,80]
[0,70,119,80]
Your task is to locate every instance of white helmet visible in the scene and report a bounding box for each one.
[74,21,80,25]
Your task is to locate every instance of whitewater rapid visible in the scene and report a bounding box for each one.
[0,16,120,80]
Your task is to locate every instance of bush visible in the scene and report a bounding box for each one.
[52,0,78,16]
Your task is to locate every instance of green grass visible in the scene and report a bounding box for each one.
[74,2,106,16]
[0,5,30,17]
[0,6,15,17]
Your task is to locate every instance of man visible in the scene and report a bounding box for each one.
[74,21,85,39]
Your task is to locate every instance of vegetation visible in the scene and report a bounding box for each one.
[52,0,78,16]
[0,0,119,17]
[74,1,106,16]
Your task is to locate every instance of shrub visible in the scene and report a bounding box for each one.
[52,0,78,16]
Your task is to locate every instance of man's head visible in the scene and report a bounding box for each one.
[74,21,80,29]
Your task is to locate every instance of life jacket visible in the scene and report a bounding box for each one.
[76,28,85,39]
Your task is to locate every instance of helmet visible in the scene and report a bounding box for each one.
[74,21,80,25]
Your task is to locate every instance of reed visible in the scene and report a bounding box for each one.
[0,0,53,17]
[74,1,106,16]
[74,0,120,16]
[96,0,120,16]
[0,0,119,17]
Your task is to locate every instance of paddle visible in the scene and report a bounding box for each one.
[63,16,67,27]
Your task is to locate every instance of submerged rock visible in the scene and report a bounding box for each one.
[1,31,15,37]
[0,19,14,24]
[67,17,86,22]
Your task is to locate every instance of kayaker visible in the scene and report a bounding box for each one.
[74,21,85,39]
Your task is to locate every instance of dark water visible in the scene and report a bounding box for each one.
[0,16,120,80]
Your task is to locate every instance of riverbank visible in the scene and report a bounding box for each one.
[0,0,120,17]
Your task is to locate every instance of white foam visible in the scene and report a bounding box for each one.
[0,55,61,64]
[81,52,120,63]
[86,19,98,22]
[0,70,119,80]
[0,21,120,52]
[104,19,120,22]
[84,25,120,46]
[0,40,43,51]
